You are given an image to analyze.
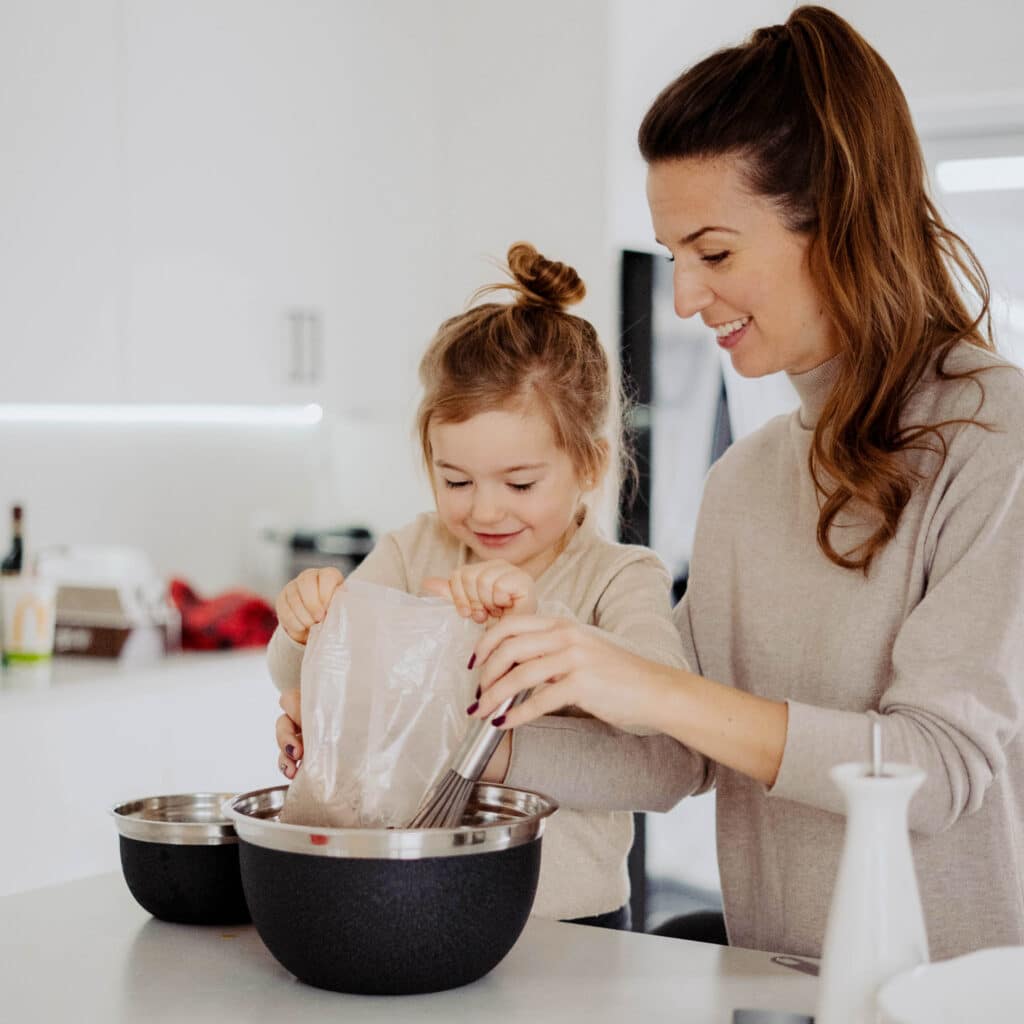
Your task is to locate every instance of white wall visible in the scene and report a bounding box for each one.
[1,0,611,596]
[3,0,1023,597]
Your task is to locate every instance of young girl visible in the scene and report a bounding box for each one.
[266,242,700,929]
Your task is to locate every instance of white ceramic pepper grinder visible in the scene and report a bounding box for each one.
[815,720,929,1024]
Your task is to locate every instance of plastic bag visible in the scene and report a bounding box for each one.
[279,580,482,828]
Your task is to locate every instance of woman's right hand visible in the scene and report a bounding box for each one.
[276,687,302,779]
[274,566,345,644]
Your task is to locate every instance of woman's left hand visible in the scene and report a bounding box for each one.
[469,615,668,731]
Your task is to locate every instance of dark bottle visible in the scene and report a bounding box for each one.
[1,505,23,576]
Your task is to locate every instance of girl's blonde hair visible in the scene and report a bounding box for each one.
[417,242,631,492]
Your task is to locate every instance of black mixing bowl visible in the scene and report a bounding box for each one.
[227,783,557,995]
[111,792,250,925]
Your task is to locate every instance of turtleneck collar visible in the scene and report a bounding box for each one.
[788,352,845,429]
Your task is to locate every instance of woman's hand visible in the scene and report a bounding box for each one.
[276,687,302,779]
[472,616,790,787]
[468,615,670,731]
[422,560,538,623]
[274,567,345,644]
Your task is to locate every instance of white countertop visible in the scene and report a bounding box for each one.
[0,650,283,896]
[0,872,817,1023]
[0,647,268,705]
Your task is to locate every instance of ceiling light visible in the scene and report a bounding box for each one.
[0,403,324,425]
[935,155,1024,194]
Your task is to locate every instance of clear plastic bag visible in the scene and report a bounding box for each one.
[279,580,482,828]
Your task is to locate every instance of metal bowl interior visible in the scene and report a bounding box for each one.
[226,782,557,860]
[112,792,239,845]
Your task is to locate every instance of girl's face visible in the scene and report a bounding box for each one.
[428,403,588,579]
[646,155,838,377]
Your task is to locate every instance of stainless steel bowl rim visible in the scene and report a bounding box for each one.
[111,792,239,846]
[225,783,558,859]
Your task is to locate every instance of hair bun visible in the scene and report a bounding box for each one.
[506,242,586,309]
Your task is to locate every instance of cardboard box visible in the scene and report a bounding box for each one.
[35,547,181,662]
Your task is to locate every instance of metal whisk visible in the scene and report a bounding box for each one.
[408,690,531,829]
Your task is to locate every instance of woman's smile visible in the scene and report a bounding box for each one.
[712,316,752,350]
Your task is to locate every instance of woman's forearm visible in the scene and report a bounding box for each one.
[648,665,788,787]
[472,615,788,786]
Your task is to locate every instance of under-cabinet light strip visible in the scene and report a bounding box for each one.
[0,404,324,425]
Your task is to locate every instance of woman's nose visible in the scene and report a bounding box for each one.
[673,267,714,320]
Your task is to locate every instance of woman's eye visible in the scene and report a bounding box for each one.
[508,482,535,492]
[444,479,470,489]
[701,251,730,265]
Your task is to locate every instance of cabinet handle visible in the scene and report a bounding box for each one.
[309,311,322,385]
[288,310,304,384]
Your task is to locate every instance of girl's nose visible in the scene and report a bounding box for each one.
[471,489,503,524]
[673,267,715,320]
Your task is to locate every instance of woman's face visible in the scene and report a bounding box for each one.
[646,155,838,377]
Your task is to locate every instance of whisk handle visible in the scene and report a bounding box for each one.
[450,689,531,780]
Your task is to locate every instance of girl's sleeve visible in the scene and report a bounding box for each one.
[769,455,1024,834]
[265,533,409,694]
[586,555,694,670]
[505,554,715,809]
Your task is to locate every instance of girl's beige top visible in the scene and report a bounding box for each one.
[267,508,692,920]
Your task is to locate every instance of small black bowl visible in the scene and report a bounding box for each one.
[111,792,250,925]
[227,783,557,995]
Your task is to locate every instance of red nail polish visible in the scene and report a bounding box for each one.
[467,653,476,670]
[475,685,481,700]
[466,701,479,715]
[491,714,506,728]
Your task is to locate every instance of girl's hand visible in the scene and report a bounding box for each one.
[276,687,302,780]
[469,615,668,731]
[275,567,345,644]
[422,560,538,623]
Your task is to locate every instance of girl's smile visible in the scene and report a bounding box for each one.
[473,528,526,548]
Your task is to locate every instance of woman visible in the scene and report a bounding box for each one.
[469,5,1024,961]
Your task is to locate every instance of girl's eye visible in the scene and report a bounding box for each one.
[701,251,730,265]
[508,482,535,492]
[444,479,470,489]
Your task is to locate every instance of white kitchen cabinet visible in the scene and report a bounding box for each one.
[118,1,446,409]
[2,2,446,409]
[118,2,334,404]
[0,0,122,403]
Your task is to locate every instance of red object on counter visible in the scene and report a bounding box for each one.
[169,579,277,651]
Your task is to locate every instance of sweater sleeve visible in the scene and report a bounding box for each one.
[586,555,693,669]
[264,532,410,694]
[505,554,713,810]
[504,715,714,812]
[770,456,1024,834]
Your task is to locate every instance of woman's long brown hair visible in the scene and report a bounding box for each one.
[639,5,995,572]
